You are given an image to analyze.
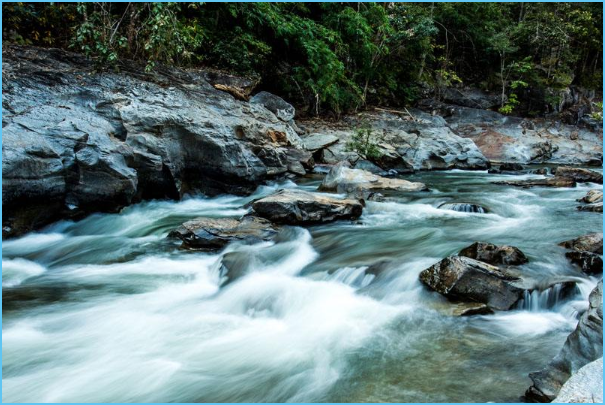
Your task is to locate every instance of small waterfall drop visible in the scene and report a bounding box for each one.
[517,282,579,312]
[438,203,487,213]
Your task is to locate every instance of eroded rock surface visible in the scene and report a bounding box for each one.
[251,189,363,225]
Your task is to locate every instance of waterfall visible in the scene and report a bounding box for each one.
[517,282,579,312]
[438,203,487,213]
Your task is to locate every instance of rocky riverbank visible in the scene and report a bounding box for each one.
[4,46,603,239]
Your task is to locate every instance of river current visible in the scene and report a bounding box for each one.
[2,169,602,402]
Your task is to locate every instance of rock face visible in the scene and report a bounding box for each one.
[419,256,523,311]
[299,110,490,171]
[438,102,603,165]
[459,242,529,266]
[526,281,603,402]
[442,87,501,110]
[251,189,363,225]
[578,189,603,204]
[168,216,279,249]
[559,233,603,254]
[554,358,603,403]
[553,166,603,184]
[438,203,488,213]
[2,46,308,238]
[318,162,427,194]
[493,177,576,188]
[250,91,296,122]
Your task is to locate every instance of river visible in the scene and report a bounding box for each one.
[2,169,602,402]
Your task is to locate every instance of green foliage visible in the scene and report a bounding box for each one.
[346,121,383,160]
[2,2,602,116]
[590,102,603,123]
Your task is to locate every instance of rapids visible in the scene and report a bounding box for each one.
[2,169,602,402]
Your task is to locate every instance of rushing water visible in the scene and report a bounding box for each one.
[2,170,602,402]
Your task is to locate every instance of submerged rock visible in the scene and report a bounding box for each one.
[419,256,523,311]
[318,161,427,194]
[554,358,603,403]
[168,216,279,249]
[459,242,529,265]
[559,233,603,254]
[552,166,603,184]
[251,189,363,225]
[526,281,603,402]
[577,189,603,204]
[438,203,488,213]
[493,177,577,188]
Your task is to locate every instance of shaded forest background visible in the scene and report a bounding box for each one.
[3,2,603,117]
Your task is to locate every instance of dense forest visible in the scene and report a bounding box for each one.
[3,2,603,116]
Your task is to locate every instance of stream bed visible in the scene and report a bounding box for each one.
[2,169,602,402]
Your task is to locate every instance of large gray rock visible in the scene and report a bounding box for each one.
[250,91,295,122]
[2,46,307,237]
[302,133,339,152]
[526,281,603,402]
[577,202,603,212]
[419,256,524,311]
[251,189,362,225]
[168,216,280,249]
[458,242,529,266]
[299,110,490,171]
[318,161,427,194]
[554,358,603,403]
[493,177,577,188]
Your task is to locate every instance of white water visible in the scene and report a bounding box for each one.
[2,170,602,402]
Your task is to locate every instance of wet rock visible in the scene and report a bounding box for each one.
[219,251,255,282]
[577,202,603,212]
[459,242,529,265]
[250,91,295,122]
[488,162,525,174]
[251,189,363,225]
[438,203,488,213]
[354,159,387,175]
[554,358,603,403]
[559,233,603,254]
[526,281,603,402]
[493,177,577,188]
[531,168,549,175]
[564,251,603,275]
[451,302,493,317]
[419,256,524,311]
[318,161,427,194]
[3,46,307,237]
[302,133,339,152]
[552,166,603,184]
[577,189,603,204]
[168,216,279,249]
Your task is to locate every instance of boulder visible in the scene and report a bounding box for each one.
[318,161,427,194]
[577,202,603,212]
[354,160,387,175]
[526,281,603,402]
[299,109,490,171]
[559,233,603,254]
[493,177,577,188]
[564,251,603,275]
[2,46,307,237]
[168,216,279,249]
[302,133,340,152]
[459,242,529,266]
[419,256,524,311]
[554,358,603,403]
[577,189,603,204]
[251,189,363,225]
[552,166,603,184]
[250,91,295,122]
[438,203,488,213]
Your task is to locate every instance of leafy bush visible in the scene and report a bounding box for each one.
[346,121,383,160]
